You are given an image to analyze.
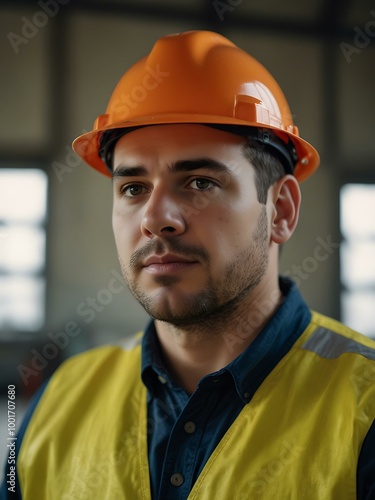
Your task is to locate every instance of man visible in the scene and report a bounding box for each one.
[2,30,375,499]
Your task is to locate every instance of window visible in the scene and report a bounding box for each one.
[0,169,48,332]
[340,184,375,338]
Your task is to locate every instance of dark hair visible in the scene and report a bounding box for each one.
[242,140,285,204]
[204,124,294,204]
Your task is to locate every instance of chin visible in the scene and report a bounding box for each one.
[138,286,244,328]
[135,286,212,324]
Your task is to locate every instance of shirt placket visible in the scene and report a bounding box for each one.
[157,386,218,500]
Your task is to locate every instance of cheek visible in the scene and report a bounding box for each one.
[208,202,265,255]
[112,207,122,246]
[112,207,140,254]
[197,205,247,251]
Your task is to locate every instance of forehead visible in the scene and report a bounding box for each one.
[112,124,247,169]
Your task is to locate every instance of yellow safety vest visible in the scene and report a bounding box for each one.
[18,311,375,499]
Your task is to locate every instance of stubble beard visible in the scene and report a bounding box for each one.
[119,207,269,329]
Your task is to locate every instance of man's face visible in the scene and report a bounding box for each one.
[112,124,271,327]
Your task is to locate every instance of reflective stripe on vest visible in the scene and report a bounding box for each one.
[302,326,375,360]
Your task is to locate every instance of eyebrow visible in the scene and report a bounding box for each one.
[112,158,230,180]
[112,165,148,180]
[169,158,230,174]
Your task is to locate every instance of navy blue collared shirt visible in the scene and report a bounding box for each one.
[141,278,312,499]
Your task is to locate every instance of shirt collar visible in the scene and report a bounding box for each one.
[141,320,175,395]
[226,277,311,402]
[141,277,311,402]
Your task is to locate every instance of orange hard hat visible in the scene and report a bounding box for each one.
[72,30,319,181]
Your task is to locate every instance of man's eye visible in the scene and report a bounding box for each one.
[189,178,215,190]
[122,184,147,197]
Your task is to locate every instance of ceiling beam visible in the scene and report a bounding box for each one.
[2,0,357,40]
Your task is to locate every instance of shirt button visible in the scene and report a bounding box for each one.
[243,392,251,399]
[170,473,184,487]
[158,375,168,384]
[184,421,196,434]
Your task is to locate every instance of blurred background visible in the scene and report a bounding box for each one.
[0,0,375,471]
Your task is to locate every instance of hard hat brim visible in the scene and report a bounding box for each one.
[72,114,320,182]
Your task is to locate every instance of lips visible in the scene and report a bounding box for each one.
[143,254,196,266]
[142,254,198,274]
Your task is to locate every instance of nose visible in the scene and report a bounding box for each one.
[140,186,186,238]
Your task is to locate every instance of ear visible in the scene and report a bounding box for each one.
[269,175,301,245]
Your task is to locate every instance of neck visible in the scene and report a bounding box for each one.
[155,276,283,394]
